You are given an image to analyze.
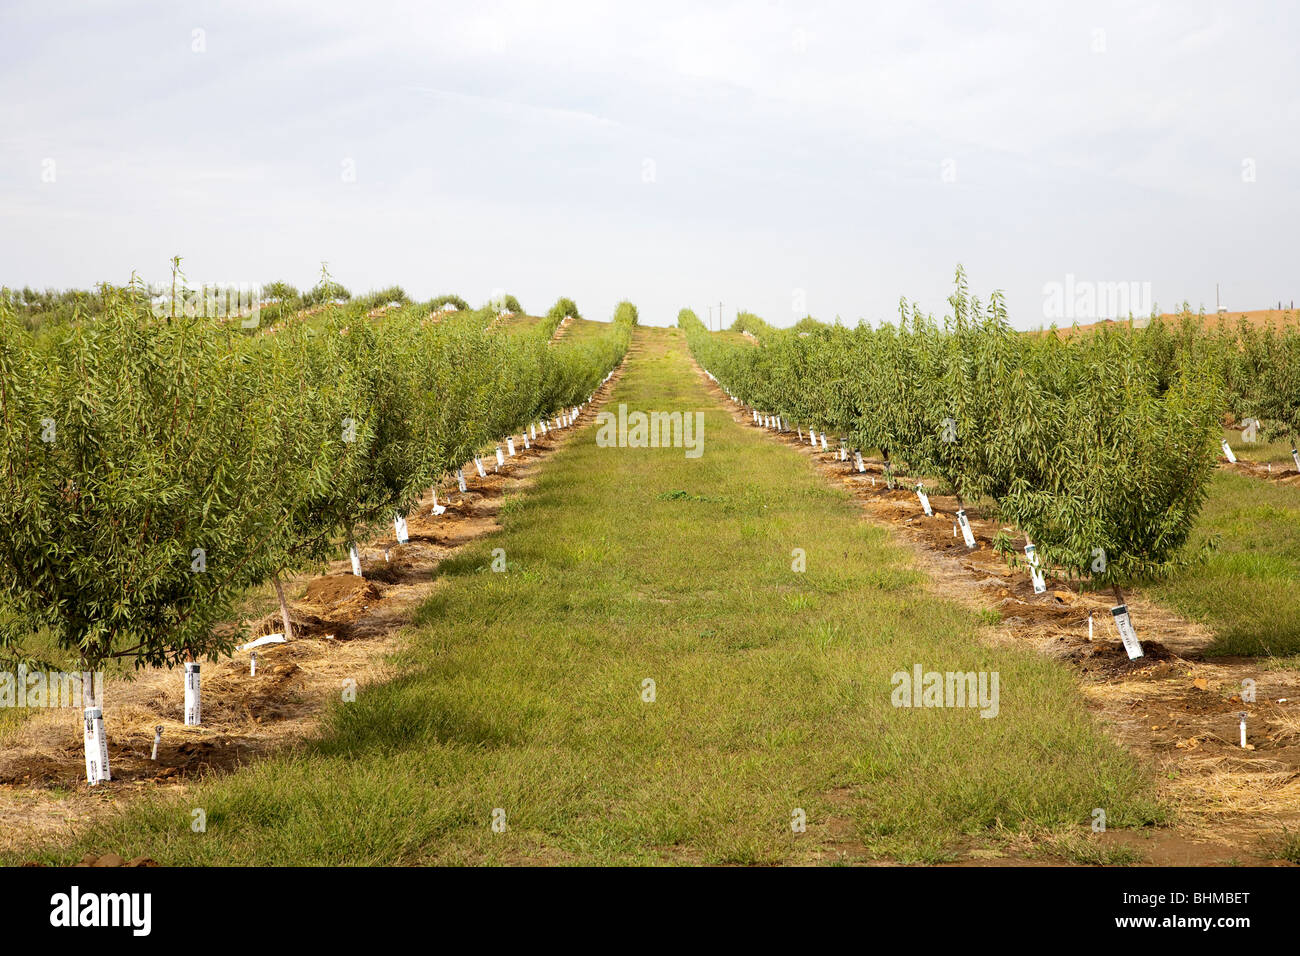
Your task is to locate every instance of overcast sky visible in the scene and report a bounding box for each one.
[2,1,1296,328]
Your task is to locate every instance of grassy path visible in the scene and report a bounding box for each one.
[17,326,1159,865]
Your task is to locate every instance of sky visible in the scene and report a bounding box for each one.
[1,0,1296,329]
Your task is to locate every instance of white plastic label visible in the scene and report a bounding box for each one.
[394,515,409,544]
[475,457,486,478]
[809,430,817,447]
[1110,605,1144,659]
[1221,439,1237,463]
[83,706,110,785]
[854,451,865,473]
[523,433,530,449]
[431,489,446,516]
[184,662,201,726]
[507,438,516,457]
[1292,448,1299,471]
[349,544,362,576]
[916,485,933,516]
[839,446,847,461]
[238,633,286,652]
[457,469,468,493]
[495,447,505,467]
[820,435,828,452]
[1024,543,1047,594]
[956,509,976,548]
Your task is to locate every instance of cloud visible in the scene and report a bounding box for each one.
[0,0,1296,326]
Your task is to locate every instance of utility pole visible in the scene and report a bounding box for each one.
[718,301,723,332]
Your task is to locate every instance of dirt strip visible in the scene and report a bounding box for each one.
[1222,456,1300,486]
[0,361,627,858]
[549,315,574,344]
[698,367,1300,866]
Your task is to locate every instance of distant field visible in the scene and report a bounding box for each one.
[562,316,626,344]
[1034,308,1299,336]
[492,312,545,332]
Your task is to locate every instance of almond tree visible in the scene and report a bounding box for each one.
[998,323,1223,638]
[1243,323,1300,468]
[0,292,314,777]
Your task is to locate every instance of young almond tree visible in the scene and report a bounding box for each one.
[311,311,430,584]
[0,292,314,778]
[922,270,1022,511]
[246,315,397,619]
[868,304,939,485]
[1245,323,1300,469]
[998,323,1223,655]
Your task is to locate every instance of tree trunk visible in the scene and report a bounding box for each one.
[1110,583,1125,607]
[272,572,295,640]
[81,664,95,708]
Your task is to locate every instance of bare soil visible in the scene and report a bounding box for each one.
[549,314,574,344]
[1043,308,1299,336]
[1222,456,1300,486]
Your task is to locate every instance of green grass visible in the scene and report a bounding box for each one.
[1275,830,1300,864]
[7,327,1161,866]
[491,312,545,332]
[554,316,613,346]
[710,328,756,347]
[1222,427,1298,466]
[1148,471,1300,657]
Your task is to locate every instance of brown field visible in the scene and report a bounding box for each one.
[1035,308,1299,337]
